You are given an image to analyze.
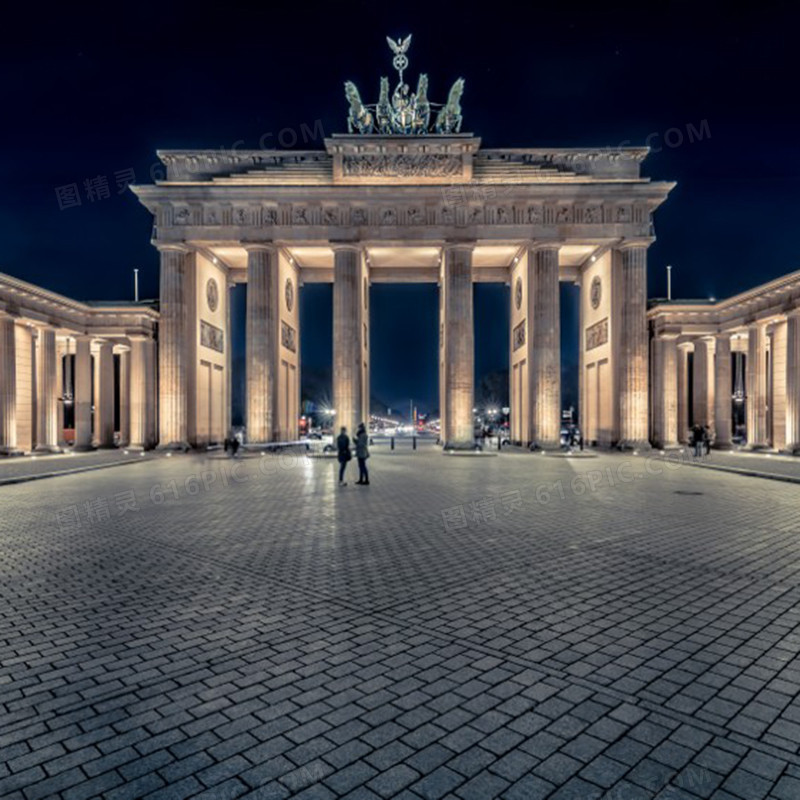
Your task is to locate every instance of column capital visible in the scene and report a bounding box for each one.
[715,330,732,341]
[442,240,476,253]
[786,306,800,319]
[243,241,279,254]
[156,243,192,254]
[528,240,561,253]
[329,241,362,254]
[616,237,655,251]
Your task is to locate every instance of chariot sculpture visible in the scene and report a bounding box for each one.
[345,34,465,135]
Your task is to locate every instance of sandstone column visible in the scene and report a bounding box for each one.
[333,244,364,439]
[652,334,679,448]
[529,244,561,449]
[74,336,93,450]
[746,322,768,448]
[770,320,788,452]
[0,313,19,455]
[56,340,65,446]
[35,327,59,452]
[118,348,130,447]
[441,243,475,449]
[692,336,715,430]
[129,337,151,449]
[617,242,650,448]
[677,343,690,443]
[246,244,279,442]
[94,341,115,447]
[158,244,191,449]
[714,332,732,448]
[785,309,800,453]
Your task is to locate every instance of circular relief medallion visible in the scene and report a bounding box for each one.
[285,278,294,312]
[514,276,523,310]
[590,276,602,310]
[206,278,219,312]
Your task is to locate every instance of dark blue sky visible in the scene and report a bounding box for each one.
[2,1,797,413]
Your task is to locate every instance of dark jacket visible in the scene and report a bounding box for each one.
[336,433,351,462]
[355,430,369,459]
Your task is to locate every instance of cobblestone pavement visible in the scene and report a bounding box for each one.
[2,449,800,799]
[680,450,800,483]
[0,451,151,484]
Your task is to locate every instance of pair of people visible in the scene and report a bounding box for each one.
[691,423,711,457]
[336,423,369,486]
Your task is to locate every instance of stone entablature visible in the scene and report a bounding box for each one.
[0,272,158,338]
[649,269,800,336]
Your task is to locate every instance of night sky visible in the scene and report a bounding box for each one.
[3,1,797,415]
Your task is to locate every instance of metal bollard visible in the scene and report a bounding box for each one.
[497,434,501,451]
[391,436,395,450]
[413,436,417,450]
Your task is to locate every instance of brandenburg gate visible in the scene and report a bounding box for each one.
[131,37,675,450]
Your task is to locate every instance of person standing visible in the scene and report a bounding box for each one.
[354,422,370,485]
[336,426,351,486]
[691,423,703,457]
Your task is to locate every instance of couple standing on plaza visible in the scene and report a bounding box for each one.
[337,423,370,487]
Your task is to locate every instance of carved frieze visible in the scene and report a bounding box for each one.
[200,320,224,353]
[342,154,463,178]
[281,320,297,353]
[513,320,526,351]
[585,318,609,351]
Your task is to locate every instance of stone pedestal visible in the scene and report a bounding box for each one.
[617,243,650,449]
[158,245,190,449]
[530,244,561,449]
[652,334,679,448]
[746,322,768,448]
[441,243,475,449]
[74,336,93,451]
[35,327,59,452]
[786,310,800,454]
[0,314,20,455]
[246,244,278,443]
[714,333,732,448]
[333,244,367,440]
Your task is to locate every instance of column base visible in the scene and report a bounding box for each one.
[529,440,562,452]
[713,441,734,451]
[0,447,24,457]
[780,446,800,456]
[157,441,191,452]
[72,444,96,452]
[34,444,62,454]
[616,440,652,452]
[745,443,769,451]
[442,441,478,451]
[652,441,682,451]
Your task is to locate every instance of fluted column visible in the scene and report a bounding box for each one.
[333,244,363,439]
[441,243,475,449]
[246,244,278,442]
[74,336,93,450]
[158,244,191,449]
[693,336,715,430]
[530,244,561,449]
[786,309,800,453]
[617,242,651,448]
[35,327,59,452]
[56,340,65,446]
[118,348,130,447]
[0,314,19,455]
[714,333,732,448]
[652,334,679,447]
[129,337,149,448]
[94,342,114,447]
[747,322,768,448]
[677,344,690,443]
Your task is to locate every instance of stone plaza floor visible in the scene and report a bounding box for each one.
[2,448,800,799]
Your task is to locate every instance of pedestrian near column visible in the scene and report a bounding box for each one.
[336,426,351,486]
[354,422,370,485]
